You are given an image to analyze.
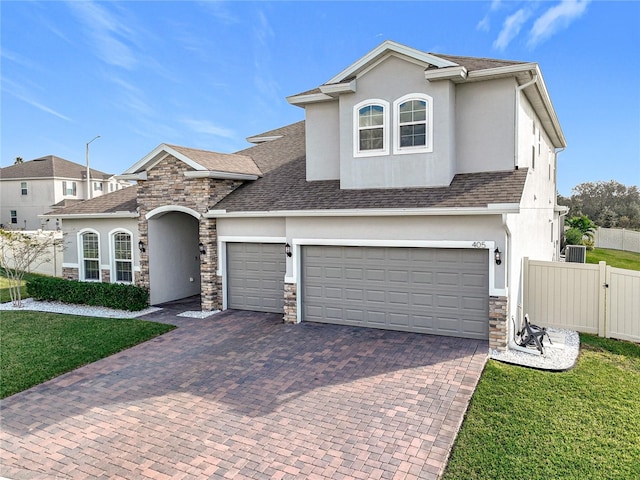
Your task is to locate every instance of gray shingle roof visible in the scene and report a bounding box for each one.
[0,155,111,180]
[47,185,138,215]
[215,156,528,212]
[49,119,528,217]
[164,145,263,177]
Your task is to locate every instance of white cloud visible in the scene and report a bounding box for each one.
[2,77,71,121]
[181,118,236,139]
[66,1,138,69]
[528,0,591,48]
[493,8,532,51]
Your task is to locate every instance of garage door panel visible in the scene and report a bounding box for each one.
[302,245,488,339]
[227,243,285,313]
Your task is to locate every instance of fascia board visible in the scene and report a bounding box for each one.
[122,144,168,174]
[424,66,468,82]
[286,92,334,106]
[326,40,458,84]
[115,172,147,181]
[40,212,139,219]
[184,171,259,181]
[122,144,209,175]
[319,79,357,96]
[246,135,283,144]
[206,205,520,218]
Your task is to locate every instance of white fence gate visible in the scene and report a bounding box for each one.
[523,258,640,343]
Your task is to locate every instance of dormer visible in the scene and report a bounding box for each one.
[288,41,462,189]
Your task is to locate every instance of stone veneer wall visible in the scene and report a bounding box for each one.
[135,155,243,311]
[63,267,78,281]
[489,296,508,351]
[284,283,297,323]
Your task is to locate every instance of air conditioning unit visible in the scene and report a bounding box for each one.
[566,245,586,263]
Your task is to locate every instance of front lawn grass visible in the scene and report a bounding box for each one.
[0,311,175,398]
[586,247,640,271]
[443,334,640,480]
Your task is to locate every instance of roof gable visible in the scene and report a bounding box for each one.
[122,144,263,180]
[326,40,458,85]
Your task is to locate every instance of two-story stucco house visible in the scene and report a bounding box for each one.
[0,155,131,230]
[46,41,567,351]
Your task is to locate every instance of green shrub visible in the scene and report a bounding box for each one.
[564,227,584,246]
[26,277,149,311]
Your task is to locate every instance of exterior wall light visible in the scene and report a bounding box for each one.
[199,242,206,255]
[494,247,502,265]
[285,243,292,257]
[138,240,146,253]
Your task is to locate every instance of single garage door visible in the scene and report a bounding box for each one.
[227,242,286,313]
[302,246,489,339]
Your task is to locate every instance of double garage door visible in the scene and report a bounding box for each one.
[227,243,489,339]
[302,246,489,339]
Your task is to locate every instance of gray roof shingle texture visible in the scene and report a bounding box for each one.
[48,185,138,215]
[166,145,263,176]
[0,155,111,180]
[50,120,527,216]
[215,156,528,212]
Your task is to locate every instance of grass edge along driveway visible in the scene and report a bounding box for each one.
[443,333,640,480]
[1,311,175,399]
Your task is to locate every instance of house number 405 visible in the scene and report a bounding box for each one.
[471,241,486,248]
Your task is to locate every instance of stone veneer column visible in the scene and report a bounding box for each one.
[200,218,219,311]
[62,267,78,281]
[137,207,150,291]
[489,296,509,351]
[283,283,297,324]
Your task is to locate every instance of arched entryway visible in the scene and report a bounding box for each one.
[146,207,201,305]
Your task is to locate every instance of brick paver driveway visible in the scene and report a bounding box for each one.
[1,303,487,480]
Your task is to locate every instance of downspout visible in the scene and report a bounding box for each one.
[514,74,538,169]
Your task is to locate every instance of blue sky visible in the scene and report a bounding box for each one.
[1,1,638,195]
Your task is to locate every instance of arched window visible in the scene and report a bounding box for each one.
[354,99,389,157]
[393,94,433,154]
[80,231,100,281]
[112,231,133,283]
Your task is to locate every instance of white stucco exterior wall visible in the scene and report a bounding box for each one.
[305,101,340,181]
[60,217,140,277]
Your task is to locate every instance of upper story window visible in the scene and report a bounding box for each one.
[94,182,103,192]
[354,99,389,157]
[393,93,433,154]
[80,231,100,281]
[21,182,28,195]
[112,231,133,283]
[63,181,77,196]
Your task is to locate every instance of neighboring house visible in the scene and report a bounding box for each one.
[0,155,131,230]
[45,41,568,352]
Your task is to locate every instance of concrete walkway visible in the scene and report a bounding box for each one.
[1,302,487,479]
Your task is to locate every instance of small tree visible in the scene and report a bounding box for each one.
[0,228,60,307]
[14,156,23,164]
[565,215,596,241]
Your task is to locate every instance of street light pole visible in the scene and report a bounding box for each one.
[86,135,100,199]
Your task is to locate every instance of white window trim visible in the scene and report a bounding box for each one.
[393,93,433,155]
[21,182,28,195]
[109,228,134,284]
[78,228,101,282]
[353,99,390,158]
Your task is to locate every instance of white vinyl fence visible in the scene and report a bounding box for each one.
[523,257,640,343]
[595,227,640,253]
[0,230,64,277]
